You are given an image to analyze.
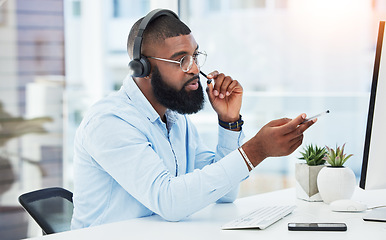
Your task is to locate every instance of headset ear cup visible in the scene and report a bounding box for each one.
[139,57,151,77]
[129,57,151,78]
[129,10,179,77]
[129,59,143,77]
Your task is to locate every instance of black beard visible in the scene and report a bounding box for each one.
[151,66,205,114]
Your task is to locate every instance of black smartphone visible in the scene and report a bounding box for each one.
[288,223,347,231]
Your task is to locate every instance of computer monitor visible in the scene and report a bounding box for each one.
[359,21,386,222]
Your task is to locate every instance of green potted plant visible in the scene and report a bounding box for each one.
[295,144,327,202]
[317,143,356,204]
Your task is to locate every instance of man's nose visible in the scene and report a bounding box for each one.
[187,59,200,75]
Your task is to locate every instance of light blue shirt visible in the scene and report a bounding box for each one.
[71,75,250,229]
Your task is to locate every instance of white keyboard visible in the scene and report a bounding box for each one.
[222,205,296,230]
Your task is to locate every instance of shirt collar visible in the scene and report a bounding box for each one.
[122,74,179,125]
[165,109,178,131]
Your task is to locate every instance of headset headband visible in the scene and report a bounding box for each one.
[132,9,179,60]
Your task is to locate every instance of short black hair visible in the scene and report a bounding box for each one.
[127,15,191,59]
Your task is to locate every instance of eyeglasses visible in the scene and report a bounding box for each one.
[148,51,207,72]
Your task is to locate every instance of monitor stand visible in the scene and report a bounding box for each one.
[363,208,386,222]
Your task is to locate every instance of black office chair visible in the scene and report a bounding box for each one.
[18,187,73,235]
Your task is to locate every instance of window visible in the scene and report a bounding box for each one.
[62,0,386,198]
[72,0,81,17]
[112,0,150,18]
[182,0,381,196]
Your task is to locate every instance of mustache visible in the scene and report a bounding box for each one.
[183,75,200,88]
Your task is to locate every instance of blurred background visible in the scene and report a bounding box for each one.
[0,0,385,239]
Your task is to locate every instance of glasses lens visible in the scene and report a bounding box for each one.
[180,52,207,72]
[180,55,193,72]
[196,52,207,68]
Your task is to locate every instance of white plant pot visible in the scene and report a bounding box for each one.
[317,166,356,204]
[295,163,325,202]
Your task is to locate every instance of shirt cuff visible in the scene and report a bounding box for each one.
[218,125,245,150]
[218,149,250,186]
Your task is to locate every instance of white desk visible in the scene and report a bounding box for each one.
[26,188,386,240]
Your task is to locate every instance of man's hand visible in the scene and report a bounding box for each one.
[241,114,316,170]
[206,71,243,123]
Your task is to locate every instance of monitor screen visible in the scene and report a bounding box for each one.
[360,21,386,190]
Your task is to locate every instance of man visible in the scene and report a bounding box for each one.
[71,9,315,229]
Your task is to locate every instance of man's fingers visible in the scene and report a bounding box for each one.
[219,77,233,98]
[289,134,304,146]
[267,118,292,127]
[285,117,316,139]
[205,70,219,101]
[207,70,219,79]
[288,134,304,154]
[298,118,316,134]
[209,72,239,99]
[212,73,225,97]
[280,114,307,134]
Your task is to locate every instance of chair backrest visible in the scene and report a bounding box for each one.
[18,187,73,235]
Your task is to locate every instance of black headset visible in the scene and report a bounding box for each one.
[128,9,179,78]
